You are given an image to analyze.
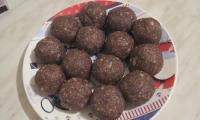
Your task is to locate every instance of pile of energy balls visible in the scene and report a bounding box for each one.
[34,1,163,120]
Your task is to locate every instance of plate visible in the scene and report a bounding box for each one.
[22,1,177,120]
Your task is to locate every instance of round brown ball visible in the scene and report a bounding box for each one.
[131,17,162,44]
[62,49,92,79]
[119,70,155,107]
[106,6,137,32]
[51,16,79,44]
[76,26,105,54]
[92,54,125,84]
[106,31,134,59]
[59,78,92,110]
[34,36,65,64]
[129,44,163,75]
[90,85,125,120]
[35,64,66,95]
[79,1,106,29]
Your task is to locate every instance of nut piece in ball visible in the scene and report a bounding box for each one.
[59,78,92,110]
[62,49,92,79]
[76,26,105,54]
[131,17,162,44]
[106,7,137,32]
[92,54,125,84]
[35,64,66,95]
[106,31,134,59]
[129,44,163,75]
[51,16,79,44]
[79,1,106,29]
[90,85,125,120]
[34,36,65,64]
[119,70,155,107]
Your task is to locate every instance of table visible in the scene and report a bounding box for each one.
[0,0,200,120]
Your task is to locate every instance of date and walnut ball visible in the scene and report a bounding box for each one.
[35,64,66,95]
[106,31,134,59]
[62,49,92,79]
[76,26,105,54]
[131,17,162,44]
[90,85,125,120]
[106,6,137,32]
[129,44,163,75]
[51,16,79,44]
[34,36,65,64]
[119,70,155,107]
[92,54,125,84]
[79,1,106,29]
[59,78,92,110]
[33,2,164,119]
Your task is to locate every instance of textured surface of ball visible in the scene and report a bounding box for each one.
[119,70,155,107]
[51,16,79,44]
[106,31,134,59]
[131,17,162,44]
[79,1,106,29]
[35,64,66,95]
[59,78,92,110]
[76,26,105,54]
[92,54,125,84]
[34,36,65,64]
[90,85,125,120]
[129,44,163,75]
[106,7,137,32]
[63,49,92,79]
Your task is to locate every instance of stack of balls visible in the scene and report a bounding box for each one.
[34,1,163,120]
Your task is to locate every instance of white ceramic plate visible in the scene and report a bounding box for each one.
[22,1,177,120]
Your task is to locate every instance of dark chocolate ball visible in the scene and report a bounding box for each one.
[59,78,92,110]
[92,54,125,84]
[106,7,136,32]
[35,64,66,95]
[106,31,134,59]
[51,16,79,44]
[34,36,65,64]
[62,49,92,79]
[129,44,163,75]
[76,26,105,54]
[90,85,125,120]
[79,1,106,29]
[131,17,162,44]
[119,70,155,107]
